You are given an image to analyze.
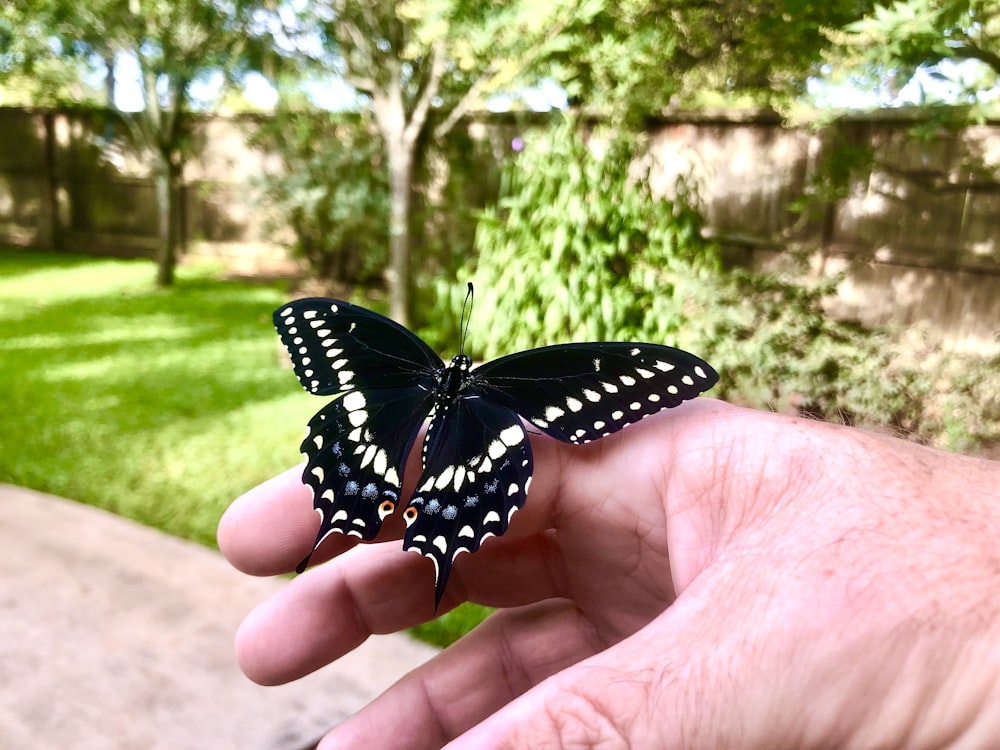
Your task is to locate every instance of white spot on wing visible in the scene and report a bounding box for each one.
[499,425,524,446]
[360,444,378,468]
[343,391,366,411]
[566,396,583,412]
[435,465,456,490]
[545,405,565,421]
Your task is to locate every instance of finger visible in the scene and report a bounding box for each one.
[235,541,425,685]
[217,466,332,576]
[235,529,569,685]
[316,599,608,750]
[218,427,566,577]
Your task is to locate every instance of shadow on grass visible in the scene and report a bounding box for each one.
[0,258,310,545]
[4,283,289,429]
[0,247,147,282]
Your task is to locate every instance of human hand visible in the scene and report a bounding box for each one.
[218,400,1000,749]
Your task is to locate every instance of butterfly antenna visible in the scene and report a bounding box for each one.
[459,282,474,356]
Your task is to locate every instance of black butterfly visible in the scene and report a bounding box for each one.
[274,291,718,608]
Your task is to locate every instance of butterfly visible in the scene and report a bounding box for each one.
[274,288,718,609]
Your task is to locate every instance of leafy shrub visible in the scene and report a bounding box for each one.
[252,107,389,285]
[433,117,968,443]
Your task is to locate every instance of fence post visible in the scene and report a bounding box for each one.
[37,110,61,251]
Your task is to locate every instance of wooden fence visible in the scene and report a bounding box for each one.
[1,106,998,352]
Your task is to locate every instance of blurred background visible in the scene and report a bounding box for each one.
[1,0,999,648]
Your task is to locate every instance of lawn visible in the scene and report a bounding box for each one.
[0,249,489,646]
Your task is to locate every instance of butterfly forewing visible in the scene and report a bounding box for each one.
[274,298,443,395]
[471,343,718,445]
[403,396,533,608]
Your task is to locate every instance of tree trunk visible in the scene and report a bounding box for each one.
[386,142,413,326]
[153,148,181,288]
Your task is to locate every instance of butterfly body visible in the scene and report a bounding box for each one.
[275,296,718,608]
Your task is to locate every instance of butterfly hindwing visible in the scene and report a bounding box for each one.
[403,396,533,608]
[296,385,435,571]
[471,343,718,445]
[274,297,443,395]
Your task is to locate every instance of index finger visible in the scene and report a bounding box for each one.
[217,466,334,576]
[218,429,567,578]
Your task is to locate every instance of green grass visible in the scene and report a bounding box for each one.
[0,248,487,647]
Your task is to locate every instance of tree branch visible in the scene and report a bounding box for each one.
[951,43,1000,76]
[404,36,446,146]
[433,6,576,140]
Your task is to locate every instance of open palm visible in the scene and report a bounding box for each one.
[219,399,1000,749]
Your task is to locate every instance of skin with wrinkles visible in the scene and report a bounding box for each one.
[218,400,1000,749]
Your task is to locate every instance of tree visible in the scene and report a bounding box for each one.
[826,0,1000,106]
[271,0,599,326]
[0,4,103,104]
[7,0,269,286]
[546,0,876,121]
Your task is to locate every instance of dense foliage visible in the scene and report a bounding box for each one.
[439,119,1000,448]
[253,109,390,286]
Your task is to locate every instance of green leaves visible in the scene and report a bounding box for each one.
[451,117,718,357]
[252,109,390,285]
[825,0,1000,107]
[432,117,975,441]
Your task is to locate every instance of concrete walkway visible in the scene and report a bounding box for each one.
[0,484,438,750]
